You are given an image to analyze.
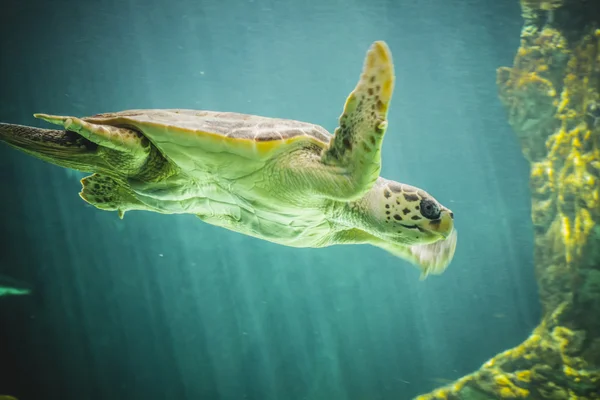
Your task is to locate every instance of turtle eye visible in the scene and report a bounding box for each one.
[420,198,441,220]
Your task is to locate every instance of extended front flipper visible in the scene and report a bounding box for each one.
[376,229,458,279]
[329,228,457,279]
[321,41,395,199]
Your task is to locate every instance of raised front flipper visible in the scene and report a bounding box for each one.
[321,41,395,198]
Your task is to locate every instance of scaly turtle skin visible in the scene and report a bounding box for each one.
[0,41,457,278]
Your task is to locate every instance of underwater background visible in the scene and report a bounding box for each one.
[0,0,541,399]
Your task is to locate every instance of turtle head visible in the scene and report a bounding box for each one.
[343,179,456,277]
[365,179,454,245]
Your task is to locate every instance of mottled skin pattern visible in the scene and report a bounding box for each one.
[0,41,457,277]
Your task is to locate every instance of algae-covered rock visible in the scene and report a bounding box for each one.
[415,0,600,399]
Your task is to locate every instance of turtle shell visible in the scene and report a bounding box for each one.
[83,109,333,162]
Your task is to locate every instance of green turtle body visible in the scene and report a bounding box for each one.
[0,41,457,277]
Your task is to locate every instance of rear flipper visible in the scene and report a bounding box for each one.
[0,122,104,172]
[34,113,151,176]
[34,114,149,155]
[80,174,149,219]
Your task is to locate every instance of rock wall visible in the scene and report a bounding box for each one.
[415,1,600,399]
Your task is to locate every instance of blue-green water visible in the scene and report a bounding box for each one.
[0,0,539,399]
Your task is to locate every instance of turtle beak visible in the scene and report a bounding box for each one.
[428,208,454,239]
[0,122,109,172]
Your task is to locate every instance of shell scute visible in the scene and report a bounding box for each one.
[84,109,331,159]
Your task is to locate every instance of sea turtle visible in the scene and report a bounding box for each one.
[0,41,457,278]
